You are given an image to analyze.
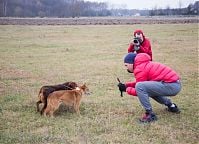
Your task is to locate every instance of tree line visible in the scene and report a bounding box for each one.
[0,0,198,17]
[0,0,110,17]
[112,1,198,16]
[149,1,198,16]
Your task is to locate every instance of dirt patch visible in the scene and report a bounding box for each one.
[0,66,33,95]
[32,126,51,135]
[0,16,198,25]
[0,66,32,80]
[0,82,5,95]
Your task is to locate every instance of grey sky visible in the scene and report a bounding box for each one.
[86,0,197,9]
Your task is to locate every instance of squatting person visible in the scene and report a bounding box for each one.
[118,53,181,123]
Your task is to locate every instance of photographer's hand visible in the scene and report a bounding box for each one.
[134,45,140,51]
[130,39,134,46]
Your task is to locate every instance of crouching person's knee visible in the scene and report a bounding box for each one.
[135,82,146,94]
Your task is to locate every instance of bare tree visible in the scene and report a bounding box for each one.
[178,0,182,9]
[166,5,171,15]
[2,0,8,16]
[178,0,182,14]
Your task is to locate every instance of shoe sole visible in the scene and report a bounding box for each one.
[166,108,181,114]
[138,117,158,123]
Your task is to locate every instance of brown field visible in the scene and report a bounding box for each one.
[0,22,198,143]
[0,16,198,25]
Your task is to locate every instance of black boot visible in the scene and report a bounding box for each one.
[167,103,180,113]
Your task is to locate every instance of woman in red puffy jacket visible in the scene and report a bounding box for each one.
[128,29,152,60]
[118,53,181,123]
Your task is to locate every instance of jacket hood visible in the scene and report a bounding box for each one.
[134,53,151,68]
[134,29,145,39]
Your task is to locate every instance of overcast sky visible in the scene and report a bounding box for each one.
[86,0,197,9]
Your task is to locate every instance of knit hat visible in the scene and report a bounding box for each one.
[124,53,137,64]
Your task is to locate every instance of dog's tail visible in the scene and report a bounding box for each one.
[37,87,49,115]
[41,98,47,115]
[36,88,43,112]
[40,91,49,115]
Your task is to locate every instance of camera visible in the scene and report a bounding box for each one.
[133,37,141,45]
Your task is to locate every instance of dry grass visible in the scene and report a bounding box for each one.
[0,24,198,144]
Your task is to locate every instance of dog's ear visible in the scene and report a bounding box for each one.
[81,83,86,89]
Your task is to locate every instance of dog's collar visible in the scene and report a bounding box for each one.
[75,87,81,91]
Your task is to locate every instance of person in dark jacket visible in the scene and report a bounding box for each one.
[118,53,181,123]
[128,29,152,60]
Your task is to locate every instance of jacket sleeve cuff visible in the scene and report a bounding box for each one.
[125,82,136,88]
[126,87,137,96]
[128,45,134,53]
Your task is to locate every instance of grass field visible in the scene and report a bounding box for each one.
[0,24,198,144]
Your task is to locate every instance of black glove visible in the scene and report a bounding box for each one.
[117,83,126,92]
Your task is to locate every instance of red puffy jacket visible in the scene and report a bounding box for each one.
[125,53,180,96]
[128,30,152,60]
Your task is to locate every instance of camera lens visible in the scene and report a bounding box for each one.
[134,39,138,43]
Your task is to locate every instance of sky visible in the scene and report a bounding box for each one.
[86,0,197,9]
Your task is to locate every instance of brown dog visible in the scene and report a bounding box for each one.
[36,81,78,115]
[43,84,89,117]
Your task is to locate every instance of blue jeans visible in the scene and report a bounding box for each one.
[135,80,181,112]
